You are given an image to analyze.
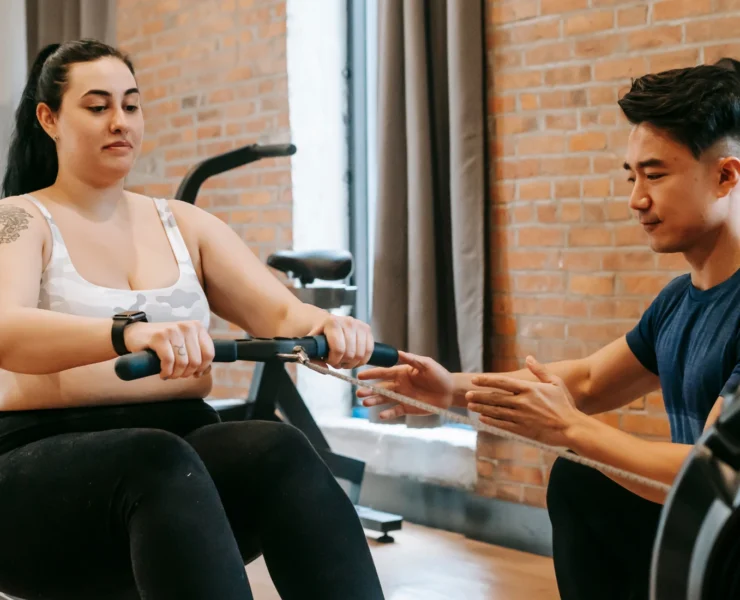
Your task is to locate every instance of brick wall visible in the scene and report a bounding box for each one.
[478,0,737,507]
[116,0,291,399]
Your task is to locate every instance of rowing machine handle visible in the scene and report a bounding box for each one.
[114,339,238,382]
[303,336,398,367]
[114,336,399,381]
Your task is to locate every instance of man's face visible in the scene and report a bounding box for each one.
[624,123,731,254]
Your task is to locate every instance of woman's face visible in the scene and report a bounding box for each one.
[40,57,144,186]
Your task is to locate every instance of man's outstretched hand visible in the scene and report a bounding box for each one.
[356,351,455,420]
[466,356,585,446]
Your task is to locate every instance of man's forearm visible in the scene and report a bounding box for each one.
[565,414,691,504]
[451,359,591,407]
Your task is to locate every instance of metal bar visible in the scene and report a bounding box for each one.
[174,143,297,204]
[346,0,369,325]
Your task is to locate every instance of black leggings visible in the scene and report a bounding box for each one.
[547,457,664,600]
[0,400,384,600]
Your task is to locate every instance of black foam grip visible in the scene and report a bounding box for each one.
[369,343,398,367]
[114,340,237,381]
[306,336,397,366]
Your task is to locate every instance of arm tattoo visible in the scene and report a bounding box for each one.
[0,205,34,245]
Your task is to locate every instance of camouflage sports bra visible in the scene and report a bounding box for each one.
[24,194,211,328]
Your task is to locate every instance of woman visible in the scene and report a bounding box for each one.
[0,39,384,600]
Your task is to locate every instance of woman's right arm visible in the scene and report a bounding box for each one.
[0,198,122,374]
[0,198,212,378]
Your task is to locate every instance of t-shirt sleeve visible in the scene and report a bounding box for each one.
[720,363,740,399]
[720,336,740,399]
[625,298,660,375]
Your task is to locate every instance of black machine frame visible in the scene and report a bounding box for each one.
[175,143,402,541]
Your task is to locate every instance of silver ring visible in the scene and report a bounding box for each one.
[174,345,187,357]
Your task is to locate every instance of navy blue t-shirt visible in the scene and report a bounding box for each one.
[626,268,740,444]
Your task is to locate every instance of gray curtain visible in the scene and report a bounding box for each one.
[372,0,486,426]
[26,0,117,66]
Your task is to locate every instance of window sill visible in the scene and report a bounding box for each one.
[318,416,477,490]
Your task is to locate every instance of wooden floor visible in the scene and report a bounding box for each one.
[245,522,559,599]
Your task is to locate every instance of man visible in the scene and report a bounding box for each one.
[358,62,740,600]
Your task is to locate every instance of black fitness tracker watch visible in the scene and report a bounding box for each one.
[111,311,148,356]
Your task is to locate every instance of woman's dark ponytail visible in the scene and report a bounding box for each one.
[1,39,135,198]
[2,43,60,198]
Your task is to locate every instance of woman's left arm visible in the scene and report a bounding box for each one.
[172,201,373,368]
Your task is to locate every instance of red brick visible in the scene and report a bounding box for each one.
[510,297,540,315]
[539,91,567,110]
[518,318,565,339]
[574,34,624,59]
[579,110,599,128]
[496,115,539,135]
[497,159,540,180]
[569,132,607,152]
[518,227,565,246]
[477,460,495,478]
[614,223,649,246]
[546,114,578,130]
[705,44,740,65]
[519,94,538,110]
[605,201,631,221]
[622,414,671,438]
[590,299,643,319]
[524,42,572,66]
[495,50,523,70]
[541,0,588,14]
[517,135,566,156]
[594,57,648,81]
[506,251,554,270]
[142,18,166,35]
[561,202,582,222]
[627,397,646,411]
[536,204,558,223]
[491,0,539,24]
[618,6,648,27]
[653,0,713,22]
[493,463,545,486]
[593,412,621,428]
[555,180,580,199]
[515,274,565,293]
[562,251,602,271]
[512,205,535,223]
[657,254,688,271]
[602,251,655,271]
[490,94,517,114]
[651,49,700,73]
[565,11,614,36]
[568,227,612,247]
[568,322,633,343]
[583,203,607,222]
[544,65,592,86]
[565,89,588,108]
[519,180,552,200]
[509,20,561,44]
[569,274,614,296]
[628,26,682,50]
[599,108,618,126]
[496,71,543,91]
[540,298,588,318]
[619,274,672,296]
[646,392,665,413]
[540,156,590,176]
[523,486,547,509]
[583,179,611,198]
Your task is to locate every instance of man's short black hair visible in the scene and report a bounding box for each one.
[715,56,740,74]
[617,64,740,159]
